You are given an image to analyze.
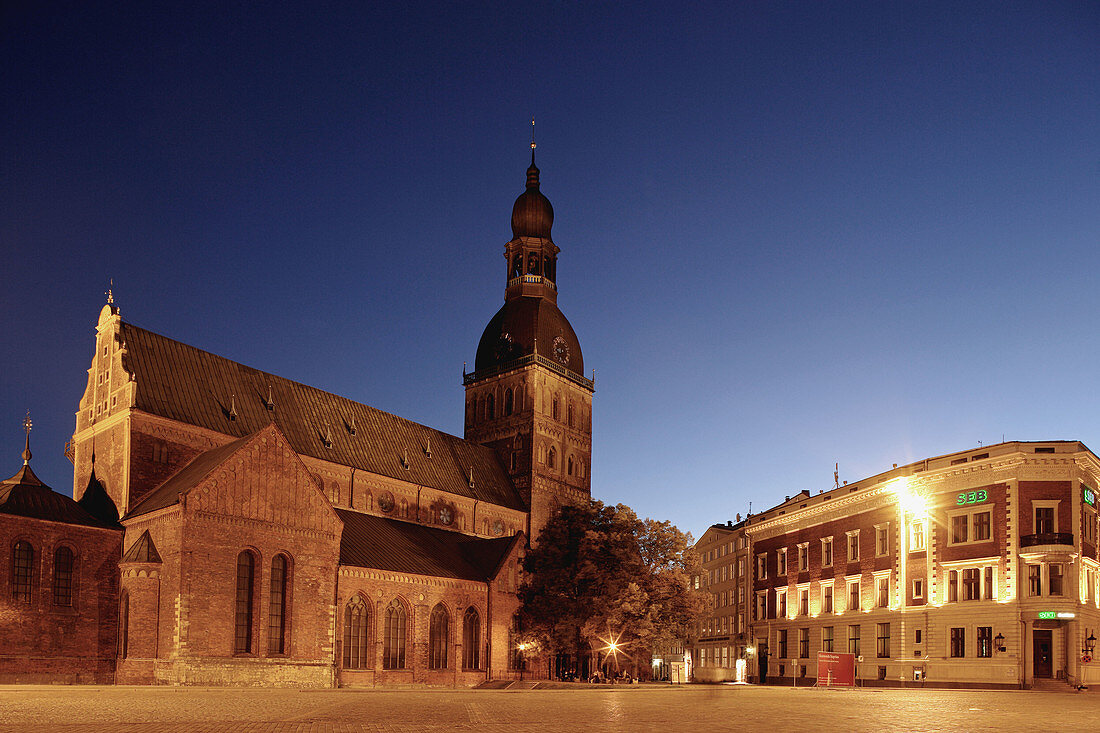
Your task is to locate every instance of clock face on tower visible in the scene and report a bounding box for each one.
[552,335,570,366]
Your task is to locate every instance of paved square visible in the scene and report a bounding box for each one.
[0,684,1098,732]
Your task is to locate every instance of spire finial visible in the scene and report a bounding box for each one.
[105,278,114,305]
[22,411,32,465]
[530,116,536,164]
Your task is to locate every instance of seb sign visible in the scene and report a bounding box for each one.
[956,489,989,506]
[1084,486,1096,508]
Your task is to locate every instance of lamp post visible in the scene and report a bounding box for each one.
[994,632,1005,653]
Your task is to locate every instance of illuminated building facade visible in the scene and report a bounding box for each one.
[692,440,1100,689]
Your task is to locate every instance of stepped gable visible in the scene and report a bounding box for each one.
[336,508,520,581]
[117,321,524,511]
[0,463,120,529]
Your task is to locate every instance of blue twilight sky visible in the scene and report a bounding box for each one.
[2,1,1098,540]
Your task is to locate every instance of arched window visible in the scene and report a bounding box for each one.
[463,607,481,670]
[11,541,33,602]
[527,252,540,275]
[552,396,560,421]
[509,613,526,671]
[268,554,289,654]
[544,255,553,280]
[511,253,523,278]
[235,551,255,654]
[547,447,557,469]
[342,596,370,669]
[568,455,574,476]
[429,603,449,669]
[119,591,129,658]
[383,600,406,669]
[568,403,574,427]
[504,388,513,416]
[486,394,495,420]
[53,545,74,607]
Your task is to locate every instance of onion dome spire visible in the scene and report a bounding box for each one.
[21,412,31,465]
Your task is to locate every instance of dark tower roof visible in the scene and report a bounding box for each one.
[474,297,583,375]
[510,155,554,239]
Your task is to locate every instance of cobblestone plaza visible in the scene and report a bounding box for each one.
[1,684,1098,732]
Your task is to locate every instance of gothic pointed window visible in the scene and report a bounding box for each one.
[486,393,495,420]
[547,446,557,469]
[429,603,449,669]
[234,551,256,654]
[383,600,406,669]
[268,554,289,655]
[552,396,560,421]
[343,596,370,669]
[463,607,481,669]
[52,545,74,607]
[567,455,574,476]
[11,541,33,603]
[504,388,514,416]
[568,403,574,427]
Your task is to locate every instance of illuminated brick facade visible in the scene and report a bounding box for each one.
[692,441,1100,689]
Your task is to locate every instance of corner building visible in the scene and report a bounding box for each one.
[692,440,1100,689]
[25,154,592,686]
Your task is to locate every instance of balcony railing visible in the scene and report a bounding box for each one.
[1020,533,1074,548]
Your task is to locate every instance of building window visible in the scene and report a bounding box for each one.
[877,623,890,658]
[755,592,767,620]
[234,551,255,654]
[848,580,860,612]
[876,525,889,556]
[962,568,981,601]
[567,455,574,476]
[848,625,861,656]
[777,589,787,618]
[950,627,965,658]
[799,628,809,658]
[822,626,834,652]
[757,554,767,580]
[798,543,809,572]
[977,626,993,658]
[876,576,890,608]
[504,388,513,416]
[777,548,787,576]
[799,588,809,616]
[846,531,859,562]
[1035,506,1055,534]
[912,578,924,600]
[1049,564,1064,596]
[429,604,449,669]
[486,393,495,420]
[552,396,560,421]
[547,447,556,469]
[948,570,958,602]
[984,566,994,599]
[342,596,370,669]
[915,629,922,645]
[268,554,288,655]
[951,515,968,544]
[383,600,407,669]
[822,537,833,567]
[52,545,74,607]
[778,629,788,659]
[822,583,834,613]
[1029,564,1042,596]
[973,511,991,541]
[910,521,925,551]
[11,541,33,603]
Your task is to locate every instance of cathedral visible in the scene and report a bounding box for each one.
[0,153,593,686]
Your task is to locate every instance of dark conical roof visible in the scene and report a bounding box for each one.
[121,529,162,563]
[474,297,583,375]
[510,156,554,239]
[77,468,119,525]
[0,463,120,529]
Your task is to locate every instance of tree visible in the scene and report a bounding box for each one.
[518,500,703,678]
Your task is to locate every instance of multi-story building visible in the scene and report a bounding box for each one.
[693,440,1100,689]
[690,520,751,682]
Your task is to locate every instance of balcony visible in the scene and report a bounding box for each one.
[1020,533,1074,548]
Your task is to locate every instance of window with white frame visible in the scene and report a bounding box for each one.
[846,531,860,562]
[756,591,767,620]
[798,543,809,572]
[822,537,833,567]
[777,548,788,576]
[875,574,890,608]
[821,581,834,614]
[1049,563,1064,596]
[912,578,924,600]
[945,563,998,602]
[948,507,994,545]
[1033,501,1058,534]
[799,586,809,616]
[1028,564,1042,596]
[875,524,889,557]
[1084,508,1098,546]
[757,553,767,580]
[847,578,861,612]
[910,521,926,551]
[777,588,788,618]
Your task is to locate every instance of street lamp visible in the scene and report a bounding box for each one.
[994,633,1005,653]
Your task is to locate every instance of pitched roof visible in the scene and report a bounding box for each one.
[336,508,519,582]
[117,322,523,511]
[126,431,257,517]
[121,529,162,563]
[0,464,120,530]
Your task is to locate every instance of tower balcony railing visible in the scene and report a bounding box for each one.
[464,353,594,391]
[1020,532,1074,548]
[507,274,556,290]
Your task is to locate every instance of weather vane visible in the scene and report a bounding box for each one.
[106,278,114,305]
[531,116,536,152]
[22,410,32,465]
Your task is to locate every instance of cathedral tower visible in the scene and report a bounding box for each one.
[464,151,593,541]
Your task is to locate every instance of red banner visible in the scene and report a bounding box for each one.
[816,652,856,687]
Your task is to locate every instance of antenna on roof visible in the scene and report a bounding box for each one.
[228,395,238,421]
